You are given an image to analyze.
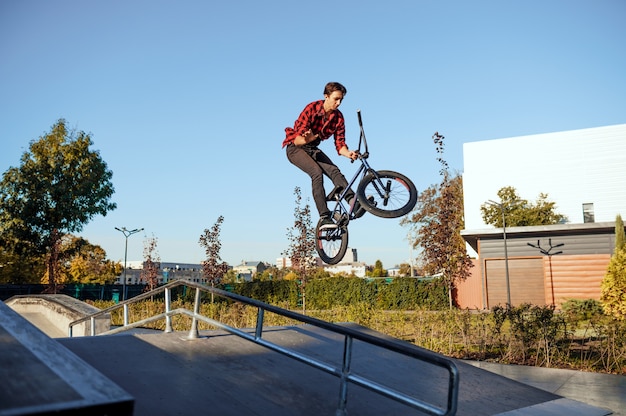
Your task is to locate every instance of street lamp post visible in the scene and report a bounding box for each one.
[527,239,564,306]
[487,200,512,307]
[115,227,144,300]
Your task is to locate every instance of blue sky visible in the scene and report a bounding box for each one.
[1,1,625,268]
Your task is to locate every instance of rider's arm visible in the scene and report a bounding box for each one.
[339,145,358,161]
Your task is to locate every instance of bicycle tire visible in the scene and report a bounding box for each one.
[315,219,349,265]
[356,170,418,218]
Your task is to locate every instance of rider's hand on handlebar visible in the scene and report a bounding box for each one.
[339,145,358,161]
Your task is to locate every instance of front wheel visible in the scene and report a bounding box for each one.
[315,219,348,265]
[356,170,417,218]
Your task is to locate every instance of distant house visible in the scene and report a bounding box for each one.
[233,261,268,282]
[387,267,402,277]
[277,248,365,274]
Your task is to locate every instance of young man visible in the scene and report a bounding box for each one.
[282,82,362,229]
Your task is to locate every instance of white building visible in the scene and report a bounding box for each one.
[115,261,206,285]
[463,124,626,232]
[323,262,367,278]
[277,248,369,277]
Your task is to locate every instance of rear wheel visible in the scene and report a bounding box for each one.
[315,218,348,265]
[356,170,417,218]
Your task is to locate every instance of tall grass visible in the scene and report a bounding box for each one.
[90,299,625,375]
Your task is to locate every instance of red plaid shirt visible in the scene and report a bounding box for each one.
[282,100,347,154]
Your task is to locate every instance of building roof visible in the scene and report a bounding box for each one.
[461,221,616,252]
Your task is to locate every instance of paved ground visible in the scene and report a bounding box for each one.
[58,326,615,416]
[467,361,625,416]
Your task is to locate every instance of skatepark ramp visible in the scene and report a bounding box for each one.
[0,300,134,415]
[6,294,110,337]
[69,280,460,416]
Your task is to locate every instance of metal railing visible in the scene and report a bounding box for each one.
[69,280,459,416]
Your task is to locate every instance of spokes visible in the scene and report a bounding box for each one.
[315,224,349,265]
[366,177,412,210]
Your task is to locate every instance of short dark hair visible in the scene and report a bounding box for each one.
[324,82,347,96]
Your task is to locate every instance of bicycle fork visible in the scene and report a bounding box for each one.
[370,175,392,207]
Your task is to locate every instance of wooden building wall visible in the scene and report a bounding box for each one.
[456,222,620,309]
[454,259,483,309]
[545,254,611,307]
[455,253,612,310]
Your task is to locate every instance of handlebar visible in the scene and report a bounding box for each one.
[355,109,368,157]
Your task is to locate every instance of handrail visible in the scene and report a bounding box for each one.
[69,280,459,416]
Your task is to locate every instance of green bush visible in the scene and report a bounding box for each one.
[225,280,300,307]
[561,298,604,321]
[217,277,448,311]
[305,277,448,310]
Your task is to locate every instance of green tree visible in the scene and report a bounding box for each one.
[222,269,239,283]
[255,266,288,282]
[0,119,116,288]
[367,260,387,277]
[401,132,473,308]
[283,187,316,312]
[60,235,121,284]
[398,263,412,277]
[480,186,567,227]
[0,245,46,284]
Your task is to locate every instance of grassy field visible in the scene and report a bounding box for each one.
[92,299,626,375]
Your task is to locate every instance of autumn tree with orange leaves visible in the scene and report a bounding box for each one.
[401,132,473,308]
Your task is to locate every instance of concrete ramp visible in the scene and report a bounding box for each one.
[58,324,610,416]
[0,301,133,416]
[6,294,110,337]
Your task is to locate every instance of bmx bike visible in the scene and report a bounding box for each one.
[315,110,418,264]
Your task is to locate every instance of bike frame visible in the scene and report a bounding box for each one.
[316,110,418,265]
[326,110,380,224]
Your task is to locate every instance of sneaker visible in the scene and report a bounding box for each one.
[353,196,374,219]
[319,216,338,230]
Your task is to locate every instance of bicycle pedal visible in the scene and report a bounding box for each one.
[353,196,374,219]
[333,212,349,226]
[326,186,344,201]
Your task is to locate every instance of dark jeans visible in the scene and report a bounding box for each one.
[286,144,355,217]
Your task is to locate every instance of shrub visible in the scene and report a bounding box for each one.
[601,246,626,320]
